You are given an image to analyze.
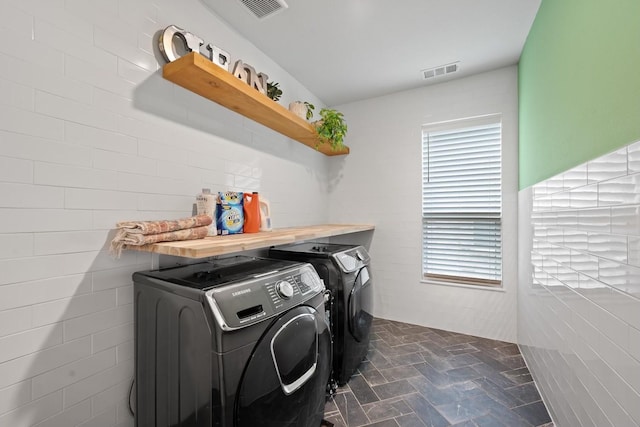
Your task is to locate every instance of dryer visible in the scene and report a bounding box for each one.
[269,243,373,385]
[133,256,331,427]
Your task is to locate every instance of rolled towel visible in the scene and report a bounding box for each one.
[117,226,209,246]
[115,214,212,235]
[110,215,213,258]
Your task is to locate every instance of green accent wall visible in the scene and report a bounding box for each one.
[519,0,640,189]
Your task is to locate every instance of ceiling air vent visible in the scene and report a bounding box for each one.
[239,0,288,19]
[422,62,460,80]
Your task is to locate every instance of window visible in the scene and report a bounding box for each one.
[421,116,502,287]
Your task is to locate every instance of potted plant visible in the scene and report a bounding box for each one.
[303,102,315,120]
[313,108,348,151]
[266,81,282,101]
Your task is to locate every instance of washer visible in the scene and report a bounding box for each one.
[269,243,373,385]
[133,256,331,427]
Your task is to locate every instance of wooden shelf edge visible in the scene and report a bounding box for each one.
[162,53,349,156]
[125,223,374,259]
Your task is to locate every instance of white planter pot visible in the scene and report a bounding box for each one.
[289,101,307,120]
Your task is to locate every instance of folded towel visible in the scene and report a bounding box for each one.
[115,214,212,235]
[110,215,213,258]
[116,226,209,246]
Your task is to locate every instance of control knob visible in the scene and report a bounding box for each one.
[275,280,294,299]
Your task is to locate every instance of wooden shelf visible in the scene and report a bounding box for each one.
[125,223,374,259]
[163,53,349,156]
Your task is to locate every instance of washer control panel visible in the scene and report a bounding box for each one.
[275,280,294,299]
[206,264,324,331]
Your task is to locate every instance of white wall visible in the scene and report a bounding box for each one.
[328,66,520,342]
[518,144,640,427]
[0,0,334,425]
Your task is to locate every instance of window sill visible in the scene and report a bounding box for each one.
[420,278,506,293]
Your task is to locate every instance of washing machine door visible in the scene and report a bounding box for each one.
[234,305,331,427]
[348,266,373,342]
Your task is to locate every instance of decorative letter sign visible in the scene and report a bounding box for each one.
[232,60,268,95]
[159,25,270,95]
[206,44,230,70]
[159,25,229,71]
[232,60,249,82]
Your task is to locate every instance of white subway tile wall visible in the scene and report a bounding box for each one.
[520,141,640,427]
[0,0,330,426]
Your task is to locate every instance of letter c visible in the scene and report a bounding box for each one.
[158,25,204,63]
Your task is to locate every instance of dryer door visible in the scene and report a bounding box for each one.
[235,305,331,427]
[348,266,373,342]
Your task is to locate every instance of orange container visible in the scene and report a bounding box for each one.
[243,192,261,233]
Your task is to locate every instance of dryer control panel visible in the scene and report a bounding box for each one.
[205,264,324,331]
[333,246,370,273]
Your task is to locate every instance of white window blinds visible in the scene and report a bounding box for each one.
[421,119,502,286]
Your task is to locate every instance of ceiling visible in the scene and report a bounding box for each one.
[202,0,541,106]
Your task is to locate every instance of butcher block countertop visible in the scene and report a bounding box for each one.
[125,224,375,259]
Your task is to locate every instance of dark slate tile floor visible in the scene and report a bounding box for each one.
[324,318,553,427]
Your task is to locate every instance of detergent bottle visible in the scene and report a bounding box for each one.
[259,197,272,231]
[243,192,261,233]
